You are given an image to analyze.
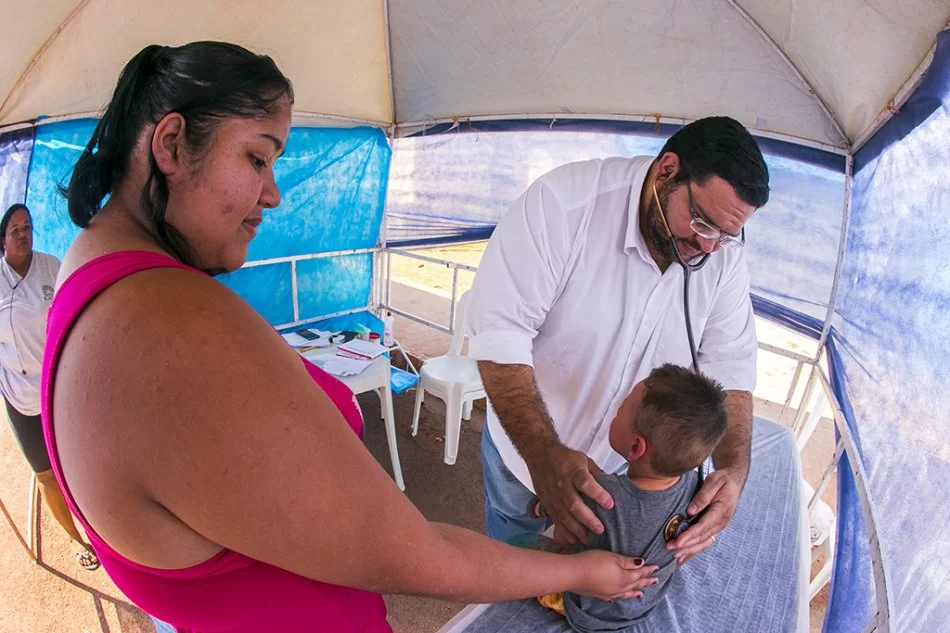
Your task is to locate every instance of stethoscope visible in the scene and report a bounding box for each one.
[651,177,713,543]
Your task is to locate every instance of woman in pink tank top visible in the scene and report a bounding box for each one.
[42,42,656,633]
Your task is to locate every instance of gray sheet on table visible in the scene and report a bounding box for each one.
[458,417,803,633]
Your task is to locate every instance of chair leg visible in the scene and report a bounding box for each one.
[376,388,385,420]
[380,385,405,491]
[411,385,424,437]
[444,390,464,466]
[462,399,473,421]
[27,473,39,561]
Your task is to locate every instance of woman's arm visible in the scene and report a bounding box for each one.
[54,268,655,603]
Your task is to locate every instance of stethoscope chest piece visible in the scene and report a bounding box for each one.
[664,514,688,542]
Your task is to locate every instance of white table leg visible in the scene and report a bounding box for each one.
[381,384,405,491]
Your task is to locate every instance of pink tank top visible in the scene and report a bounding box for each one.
[41,251,391,633]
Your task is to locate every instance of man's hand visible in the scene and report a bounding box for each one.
[528,444,614,545]
[666,467,744,564]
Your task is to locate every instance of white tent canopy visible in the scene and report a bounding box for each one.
[2,4,950,633]
[2,0,948,149]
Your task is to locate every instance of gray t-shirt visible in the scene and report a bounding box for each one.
[563,470,699,632]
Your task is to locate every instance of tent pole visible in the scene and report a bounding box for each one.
[241,248,376,268]
[818,370,893,633]
[721,0,850,148]
[816,155,853,353]
[291,260,300,323]
[383,0,397,138]
[852,22,950,153]
[394,113,849,156]
[0,0,92,121]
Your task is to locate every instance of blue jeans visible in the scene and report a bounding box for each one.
[480,429,550,541]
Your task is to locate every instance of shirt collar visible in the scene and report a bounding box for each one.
[624,159,656,264]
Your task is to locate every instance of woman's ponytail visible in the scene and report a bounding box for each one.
[65,45,165,227]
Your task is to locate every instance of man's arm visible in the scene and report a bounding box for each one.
[713,390,752,482]
[477,362,559,465]
[479,361,613,543]
[467,167,618,544]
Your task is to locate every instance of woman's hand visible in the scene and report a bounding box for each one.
[568,550,658,600]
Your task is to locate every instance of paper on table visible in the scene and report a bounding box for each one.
[282,330,331,348]
[304,351,371,377]
[337,339,388,359]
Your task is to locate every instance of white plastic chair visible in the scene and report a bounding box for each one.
[792,381,837,600]
[411,291,486,465]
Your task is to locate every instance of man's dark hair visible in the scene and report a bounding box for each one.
[634,364,728,477]
[659,116,770,208]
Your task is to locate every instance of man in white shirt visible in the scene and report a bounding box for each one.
[467,117,769,565]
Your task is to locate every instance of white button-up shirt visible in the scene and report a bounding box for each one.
[467,156,757,491]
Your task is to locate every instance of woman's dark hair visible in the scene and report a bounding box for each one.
[0,203,31,255]
[64,41,294,269]
[660,116,770,209]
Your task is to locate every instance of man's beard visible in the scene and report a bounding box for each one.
[647,178,706,267]
[646,179,677,265]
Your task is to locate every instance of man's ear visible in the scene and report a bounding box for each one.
[655,151,681,182]
[150,112,188,178]
[626,434,648,463]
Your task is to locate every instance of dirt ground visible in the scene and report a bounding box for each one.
[0,243,835,632]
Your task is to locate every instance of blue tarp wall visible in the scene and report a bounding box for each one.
[1,121,390,328]
[821,30,950,633]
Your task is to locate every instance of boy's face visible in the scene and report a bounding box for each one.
[609,379,646,460]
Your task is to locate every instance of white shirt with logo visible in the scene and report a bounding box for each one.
[0,251,60,416]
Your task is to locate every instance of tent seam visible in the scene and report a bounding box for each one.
[0,0,93,121]
[721,0,851,149]
[816,154,852,352]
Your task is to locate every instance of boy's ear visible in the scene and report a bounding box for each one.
[626,434,648,463]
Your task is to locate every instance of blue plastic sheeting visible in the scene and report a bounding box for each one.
[0,128,33,214]
[855,30,950,172]
[230,126,389,326]
[308,310,383,336]
[296,253,373,323]
[25,119,94,257]
[16,121,388,327]
[823,338,878,633]
[826,30,950,632]
[387,129,845,321]
[219,254,373,328]
[218,262,294,326]
[822,447,878,633]
[750,294,823,341]
[248,127,389,260]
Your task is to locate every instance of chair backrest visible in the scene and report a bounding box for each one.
[448,291,471,357]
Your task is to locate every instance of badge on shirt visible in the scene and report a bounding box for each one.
[43,284,54,302]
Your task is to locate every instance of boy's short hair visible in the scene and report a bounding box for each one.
[634,364,728,477]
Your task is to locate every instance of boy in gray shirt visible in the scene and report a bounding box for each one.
[523,364,728,632]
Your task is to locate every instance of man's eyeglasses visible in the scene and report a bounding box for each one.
[685,180,745,247]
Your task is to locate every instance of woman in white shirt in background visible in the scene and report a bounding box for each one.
[0,203,99,571]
